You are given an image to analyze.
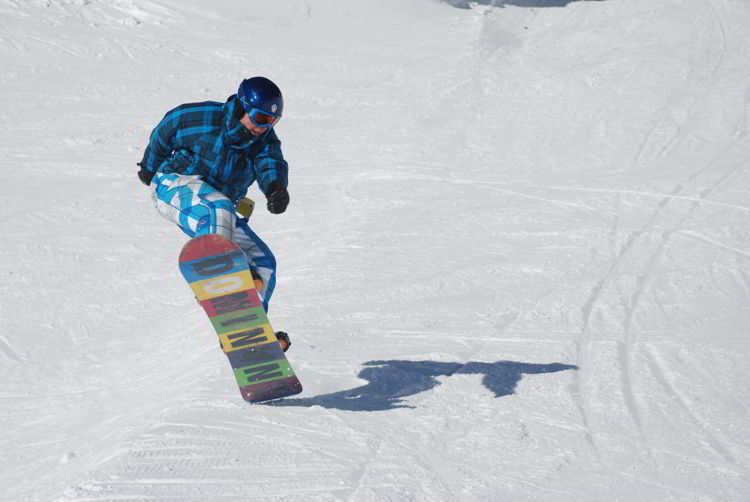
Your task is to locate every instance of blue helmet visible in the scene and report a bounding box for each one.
[237,77,283,129]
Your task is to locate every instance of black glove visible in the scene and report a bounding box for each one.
[137,162,155,186]
[265,181,290,214]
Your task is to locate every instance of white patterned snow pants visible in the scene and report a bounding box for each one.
[151,172,277,311]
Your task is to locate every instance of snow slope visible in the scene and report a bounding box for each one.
[1,0,749,500]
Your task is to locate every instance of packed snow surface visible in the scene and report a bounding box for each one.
[1,0,750,500]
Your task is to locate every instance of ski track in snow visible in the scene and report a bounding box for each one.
[1,0,750,500]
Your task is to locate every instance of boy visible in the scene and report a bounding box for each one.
[138,76,291,350]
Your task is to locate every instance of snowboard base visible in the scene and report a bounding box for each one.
[178,234,302,403]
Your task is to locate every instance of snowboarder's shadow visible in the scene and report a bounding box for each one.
[269,359,577,411]
[441,0,605,9]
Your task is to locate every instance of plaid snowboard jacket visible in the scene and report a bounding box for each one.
[140,95,288,202]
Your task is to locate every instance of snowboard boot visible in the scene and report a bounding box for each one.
[276,331,291,352]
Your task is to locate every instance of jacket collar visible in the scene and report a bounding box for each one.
[223,95,260,149]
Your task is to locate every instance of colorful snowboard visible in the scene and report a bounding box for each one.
[178,234,302,403]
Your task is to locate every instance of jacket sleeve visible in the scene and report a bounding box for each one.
[254,129,289,194]
[140,107,181,173]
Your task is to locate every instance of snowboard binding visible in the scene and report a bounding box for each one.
[276,331,291,352]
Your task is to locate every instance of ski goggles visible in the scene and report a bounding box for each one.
[239,97,281,129]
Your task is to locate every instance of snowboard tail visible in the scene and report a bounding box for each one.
[178,234,302,402]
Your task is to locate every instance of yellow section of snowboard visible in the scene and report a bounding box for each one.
[189,270,254,301]
[219,324,277,353]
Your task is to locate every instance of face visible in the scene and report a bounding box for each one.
[239,113,267,136]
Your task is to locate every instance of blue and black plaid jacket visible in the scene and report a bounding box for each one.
[140,95,288,202]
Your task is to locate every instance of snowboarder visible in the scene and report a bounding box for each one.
[137,76,291,351]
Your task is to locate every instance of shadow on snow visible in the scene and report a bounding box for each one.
[269,359,577,411]
[441,0,605,8]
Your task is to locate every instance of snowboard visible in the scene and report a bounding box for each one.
[178,234,302,403]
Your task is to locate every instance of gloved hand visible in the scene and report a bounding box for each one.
[265,181,290,214]
[137,162,155,186]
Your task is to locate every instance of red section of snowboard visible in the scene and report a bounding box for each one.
[179,234,240,263]
[199,290,262,317]
[240,377,303,403]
